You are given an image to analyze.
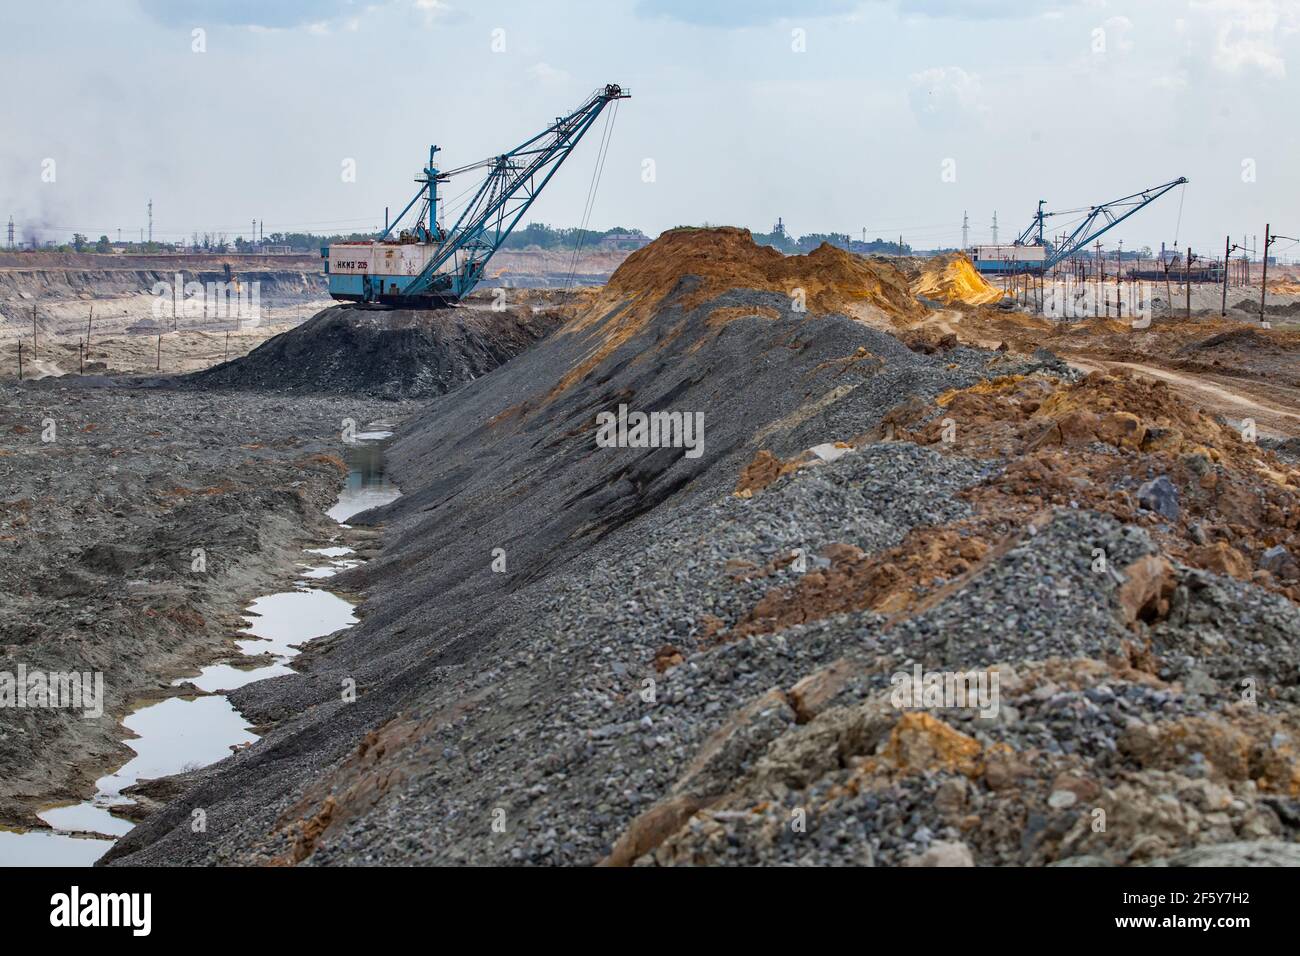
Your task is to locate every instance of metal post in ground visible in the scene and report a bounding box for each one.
[156,334,161,371]
[1095,241,1102,316]
[1260,224,1271,326]
[32,306,38,357]
[1170,257,1180,317]
[1222,236,1231,316]
[87,305,93,345]
[1116,242,1123,318]
[79,338,84,374]
[17,340,23,381]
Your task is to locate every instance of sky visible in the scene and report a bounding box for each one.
[2,0,1299,257]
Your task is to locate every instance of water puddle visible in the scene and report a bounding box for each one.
[0,427,400,866]
[328,433,400,522]
[0,828,115,867]
[306,546,355,559]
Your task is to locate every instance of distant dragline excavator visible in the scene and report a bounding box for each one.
[324,83,630,308]
[970,176,1188,276]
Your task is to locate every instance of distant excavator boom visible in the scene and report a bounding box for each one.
[325,84,629,307]
[1014,177,1188,270]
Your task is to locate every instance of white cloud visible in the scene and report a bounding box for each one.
[898,0,1091,20]
[1192,0,1300,78]
[136,0,451,32]
[909,65,987,118]
[635,0,857,27]
[410,0,452,26]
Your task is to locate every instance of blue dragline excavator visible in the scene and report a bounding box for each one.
[1016,176,1188,270]
[972,176,1188,275]
[324,84,629,307]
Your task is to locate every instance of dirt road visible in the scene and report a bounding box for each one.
[1069,357,1300,438]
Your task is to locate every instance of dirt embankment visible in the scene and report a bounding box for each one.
[964,311,1300,390]
[0,248,627,348]
[96,226,1300,869]
[875,272,1300,439]
[0,252,323,271]
[188,295,565,400]
[486,247,632,288]
[594,226,925,323]
[2,327,306,381]
[537,226,926,402]
[0,266,330,340]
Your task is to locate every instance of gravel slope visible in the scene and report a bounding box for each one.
[186,301,562,399]
[99,232,1300,867]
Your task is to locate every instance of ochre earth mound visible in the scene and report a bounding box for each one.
[595,226,923,325]
[544,226,926,400]
[909,252,1005,307]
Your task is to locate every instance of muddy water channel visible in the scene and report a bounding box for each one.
[0,429,399,866]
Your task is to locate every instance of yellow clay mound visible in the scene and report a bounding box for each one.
[910,252,1005,307]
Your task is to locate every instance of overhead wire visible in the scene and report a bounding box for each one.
[1172,182,1186,246]
[562,99,618,296]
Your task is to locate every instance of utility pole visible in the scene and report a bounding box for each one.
[6,216,13,250]
[1094,241,1102,316]
[1117,240,1123,317]
[1259,224,1271,326]
[962,211,969,250]
[1259,226,1297,327]
[991,211,998,246]
[1170,254,1180,314]
[1185,247,1193,320]
[87,305,93,345]
[147,198,153,244]
[1221,235,1236,316]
